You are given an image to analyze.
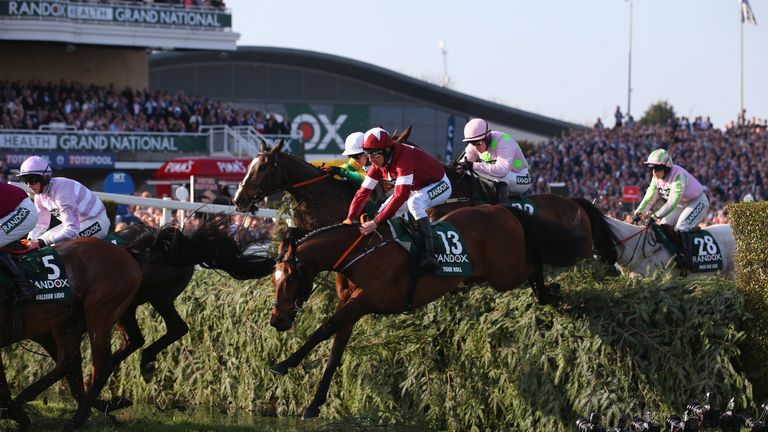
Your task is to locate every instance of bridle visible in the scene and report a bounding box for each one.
[272,240,315,316]
[618,224,662,264]
[239,152,332,214]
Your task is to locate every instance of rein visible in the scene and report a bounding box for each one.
[618,225,650,244]
[291,173,331,189]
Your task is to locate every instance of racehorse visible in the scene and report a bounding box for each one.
[268,205,589,419]
[0,238,142,431]
[16,217,276,414]
[233,138,594,304]
[234,139,362,229]
[571,205,735,277]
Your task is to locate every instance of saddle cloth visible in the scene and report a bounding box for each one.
[387,218,473,277]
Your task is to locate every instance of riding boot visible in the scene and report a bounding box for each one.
[495,182,509,205]
[416,217,439,270]
[674,231,691,269]
[0,251,36,303]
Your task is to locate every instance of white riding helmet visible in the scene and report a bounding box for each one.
[19,156,53,177]
[644,149,673,168]
[463,118,491,142]
[342,132,365,156]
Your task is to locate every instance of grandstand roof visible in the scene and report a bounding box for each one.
[150,46,585,137]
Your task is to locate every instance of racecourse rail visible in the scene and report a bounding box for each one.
[10,181,279,224]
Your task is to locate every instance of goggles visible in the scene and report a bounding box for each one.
[20,174,43,185]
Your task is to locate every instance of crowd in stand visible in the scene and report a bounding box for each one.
[528,112,768,224]
[0,80,291,134]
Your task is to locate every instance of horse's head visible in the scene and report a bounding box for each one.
[234,139,286,213]
[270,237,313,331]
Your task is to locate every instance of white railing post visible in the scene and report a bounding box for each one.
[162,197,173,225]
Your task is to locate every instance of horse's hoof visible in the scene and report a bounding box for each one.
[537,283,562,306]
[269,363,289,376]
[104,396,133,413]
[301,405,320,420]
[141,362,157,383]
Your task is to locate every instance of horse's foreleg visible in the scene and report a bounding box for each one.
[139,299,188,383]
[527,265,560,306]
[67,329,115,431]
[302,320,355,419]
[270,299,365,375]
[111,305,144,368]
[0,351,30,431]
[15,329,82,406]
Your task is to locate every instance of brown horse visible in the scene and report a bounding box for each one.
[268,205,589,419]
[234,139,362,229]
[232,138,599,304]
[16,217,275,414]
[0,238,141,431]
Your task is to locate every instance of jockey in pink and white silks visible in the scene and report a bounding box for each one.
[18,156,110,251]
[633,149,708,231]
[459,118,531,201]
[0,182,39,301]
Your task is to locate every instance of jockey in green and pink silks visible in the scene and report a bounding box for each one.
[459,118,531,198]
[634,149,708,232]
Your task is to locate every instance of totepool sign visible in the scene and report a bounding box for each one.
[287,105,369,156]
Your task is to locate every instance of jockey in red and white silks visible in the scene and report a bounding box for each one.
[634,149,708,231]
[460,118,531,196]
[346,128,451,228]
[346,127,451,268]
[0,183,38,247]
[19,156,110,249]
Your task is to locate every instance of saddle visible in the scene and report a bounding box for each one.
[470,175,536,214]
[651,225,722,272]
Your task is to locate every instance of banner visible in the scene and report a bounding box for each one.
[0,0,231,28]
[445,114,455,163]
[4,152,115,169]
[0,132,208,153]
[286,104,369,157]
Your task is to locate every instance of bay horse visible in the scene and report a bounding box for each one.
[569,202,735,278]
[15,217,276,414]
[0,238,141,431]
[268,205,589,419]
[233,137,602,304]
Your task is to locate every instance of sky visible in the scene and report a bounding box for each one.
[226,0,767,128]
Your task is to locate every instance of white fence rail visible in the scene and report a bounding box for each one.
[10,181,279,226]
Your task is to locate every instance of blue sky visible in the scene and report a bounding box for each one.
[227,0,767,128]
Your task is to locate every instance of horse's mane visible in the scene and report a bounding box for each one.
[297,222,356,246]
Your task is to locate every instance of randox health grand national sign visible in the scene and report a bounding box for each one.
[0,0,232,29]
[0,131,208,153]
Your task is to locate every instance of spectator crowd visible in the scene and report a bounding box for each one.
[0,80,291,135]
[528,114,768,225]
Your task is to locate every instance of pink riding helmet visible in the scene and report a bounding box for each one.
[463,118,491,142]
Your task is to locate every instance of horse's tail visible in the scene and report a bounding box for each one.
[570,197,620,265]
[123,216,275,279]
[506,207,589,268]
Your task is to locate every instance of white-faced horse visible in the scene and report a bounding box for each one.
[574,198,736,278]
[603,216,735,278]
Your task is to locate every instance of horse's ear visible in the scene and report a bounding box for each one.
[391,128,400,141]
[259,138,269,152]
[400,125,413,142]
[272,139,285,153]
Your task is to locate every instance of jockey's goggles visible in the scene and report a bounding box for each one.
[20,174,43,185]
[468,138,487,146]
[648,164,666,171]
[364,149,385,156]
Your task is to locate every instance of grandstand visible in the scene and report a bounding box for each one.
[2,2,761,222]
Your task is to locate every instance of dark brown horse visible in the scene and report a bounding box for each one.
[269,205,589,419]
[0,238,142,431]
[16,217,276,415]
[232,138,600,304]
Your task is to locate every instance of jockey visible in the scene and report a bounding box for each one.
[327,132,368,186]
[633,149,709,267]
[0,182,39,301]
[18,156,111,251]
[345,127,452,268]
[459,118,531,202]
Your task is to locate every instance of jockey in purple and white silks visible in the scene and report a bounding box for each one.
[18,156,110,250]
[633,149,709,232]
[459,118,531,201]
